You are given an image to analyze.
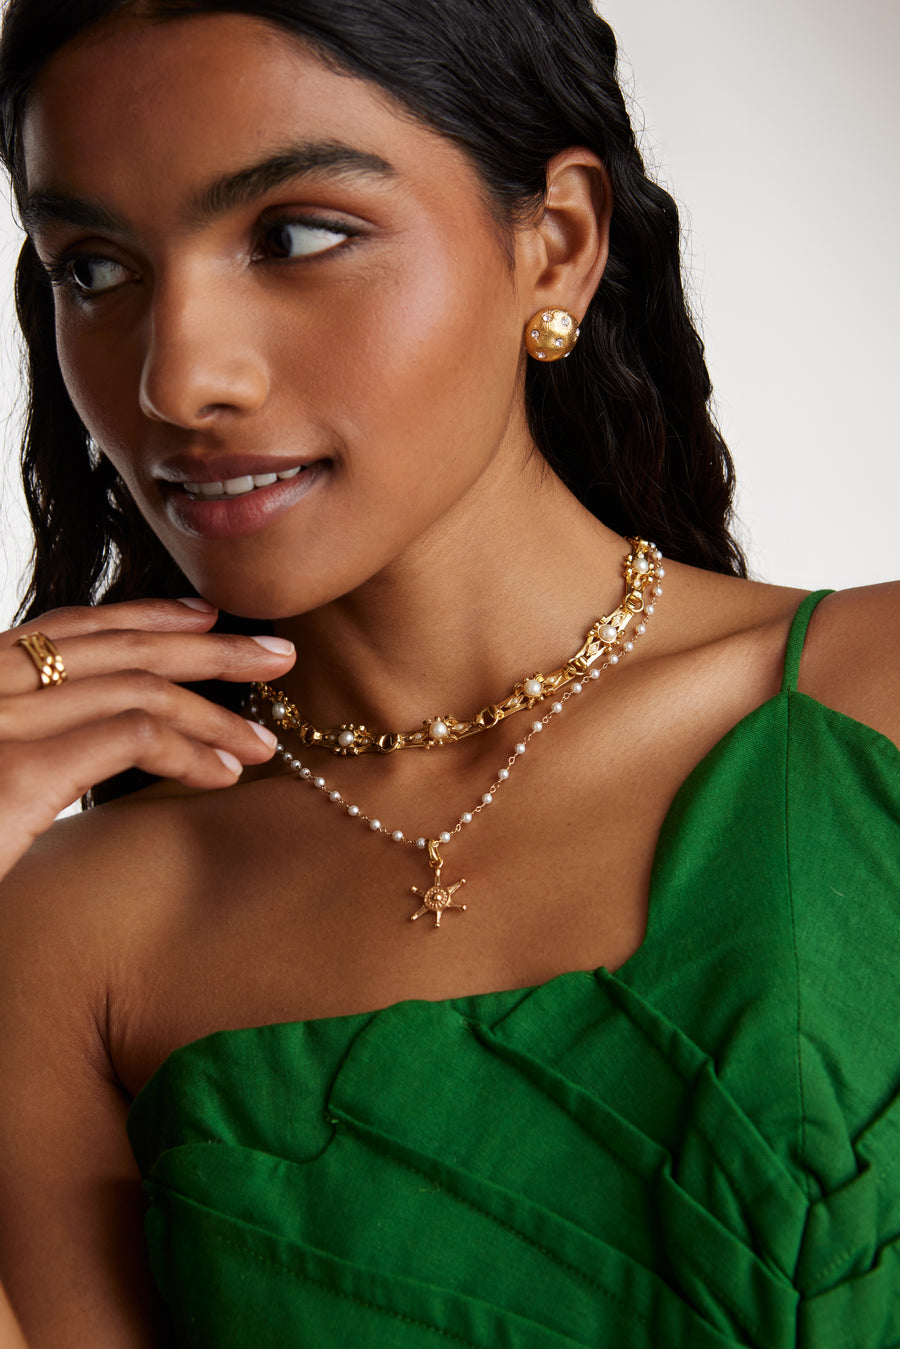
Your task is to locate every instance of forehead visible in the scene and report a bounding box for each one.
[21,11,479,219]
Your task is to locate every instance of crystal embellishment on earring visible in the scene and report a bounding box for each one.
[524,307,581,362]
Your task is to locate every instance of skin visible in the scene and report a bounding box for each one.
[0,11,897,1346]
[0,1280,26,1349]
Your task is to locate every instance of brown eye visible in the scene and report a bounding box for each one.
[260,221,350,260]
[68,255,130,294]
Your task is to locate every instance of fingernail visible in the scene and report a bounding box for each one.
[251,635,295,655]
[247,720,278,749]
[178,596,217,612]
[215,748,243,775]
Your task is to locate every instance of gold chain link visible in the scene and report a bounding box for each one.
[254,537,658,755]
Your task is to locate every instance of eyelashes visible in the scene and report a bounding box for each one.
[41,214,364,300]
[255,215,361,261]
[43,254,131,296]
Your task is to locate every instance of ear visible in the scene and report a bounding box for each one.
[516,148,613,323]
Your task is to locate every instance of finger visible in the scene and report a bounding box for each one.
[0,629,295,696]
[4,598,224,693]
[0,672,278,762]
[9,597,221,643]
[0,714,249,877]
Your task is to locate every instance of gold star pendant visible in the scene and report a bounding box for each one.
[409,842,467,929]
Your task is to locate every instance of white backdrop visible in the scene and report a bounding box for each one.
[1,2,898,626]
[598,0,900,587]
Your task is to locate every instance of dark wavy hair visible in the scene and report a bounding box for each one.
[0,0,747,628]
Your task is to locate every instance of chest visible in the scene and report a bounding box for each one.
[112,778,666,1099]
[110,645,786,1096]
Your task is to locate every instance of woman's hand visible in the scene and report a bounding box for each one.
[0,598,295,882]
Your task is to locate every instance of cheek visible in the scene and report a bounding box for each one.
[55,307,142,476]
[303,239,520,475]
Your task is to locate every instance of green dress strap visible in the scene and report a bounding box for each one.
[780,589,834,693]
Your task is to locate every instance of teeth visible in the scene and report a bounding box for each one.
[224,475,255,496]
[184,467,306,498]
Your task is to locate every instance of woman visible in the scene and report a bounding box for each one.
[0,1,897,1345]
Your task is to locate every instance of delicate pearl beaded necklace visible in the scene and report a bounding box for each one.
[247,541,664,928]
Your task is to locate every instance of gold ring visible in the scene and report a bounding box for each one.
[15,632,67,688]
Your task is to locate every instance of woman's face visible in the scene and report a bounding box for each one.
[21,13,532,616]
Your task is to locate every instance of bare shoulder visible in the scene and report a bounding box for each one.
[657,556,806,644]
[1,785,198,987]
[798,580,900,749]
[668,566,900,746]
[0,786,204,1077]
[649,562,898,747]
[0,798,189,1343]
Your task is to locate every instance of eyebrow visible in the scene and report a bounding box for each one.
[190,142,397,225]
[21,140,397,235]
[20,191,121,234]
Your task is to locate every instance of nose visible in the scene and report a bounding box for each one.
[138,271,269,426]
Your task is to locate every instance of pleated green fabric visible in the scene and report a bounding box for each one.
[128,590,900,1347]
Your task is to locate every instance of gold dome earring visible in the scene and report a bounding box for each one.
[524,307,581,361]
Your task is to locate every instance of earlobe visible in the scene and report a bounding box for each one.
[523,148,613,322]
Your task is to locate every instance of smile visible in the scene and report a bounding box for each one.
[183,466,305,499]
[163,459,326,541]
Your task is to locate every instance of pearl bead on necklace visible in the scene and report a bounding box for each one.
[247,540,664,929]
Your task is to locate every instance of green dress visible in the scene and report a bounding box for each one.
[128,591,900,1347]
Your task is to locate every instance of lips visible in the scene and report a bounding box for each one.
[160,459,326,540]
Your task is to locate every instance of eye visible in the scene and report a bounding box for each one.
[64,255,131,295]
[257,218,355,261]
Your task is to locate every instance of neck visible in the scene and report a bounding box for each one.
[271,459,629,733]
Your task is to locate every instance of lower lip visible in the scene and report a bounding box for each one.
[162,464,325,540]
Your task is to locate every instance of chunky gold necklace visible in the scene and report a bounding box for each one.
[253,537,661,755]
[247,540,664,928]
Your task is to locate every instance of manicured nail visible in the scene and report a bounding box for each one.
[250,635,295,655]
[177,596,217,611]
[215,748,243,776]
[247,720,278,749]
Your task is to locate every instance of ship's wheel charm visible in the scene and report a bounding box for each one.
[409,840,467,928]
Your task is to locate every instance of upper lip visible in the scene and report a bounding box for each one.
[157,454,321,484]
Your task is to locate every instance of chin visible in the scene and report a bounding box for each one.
[196,585,311,623]
[181,567,339,622]
[172,530,397,620]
